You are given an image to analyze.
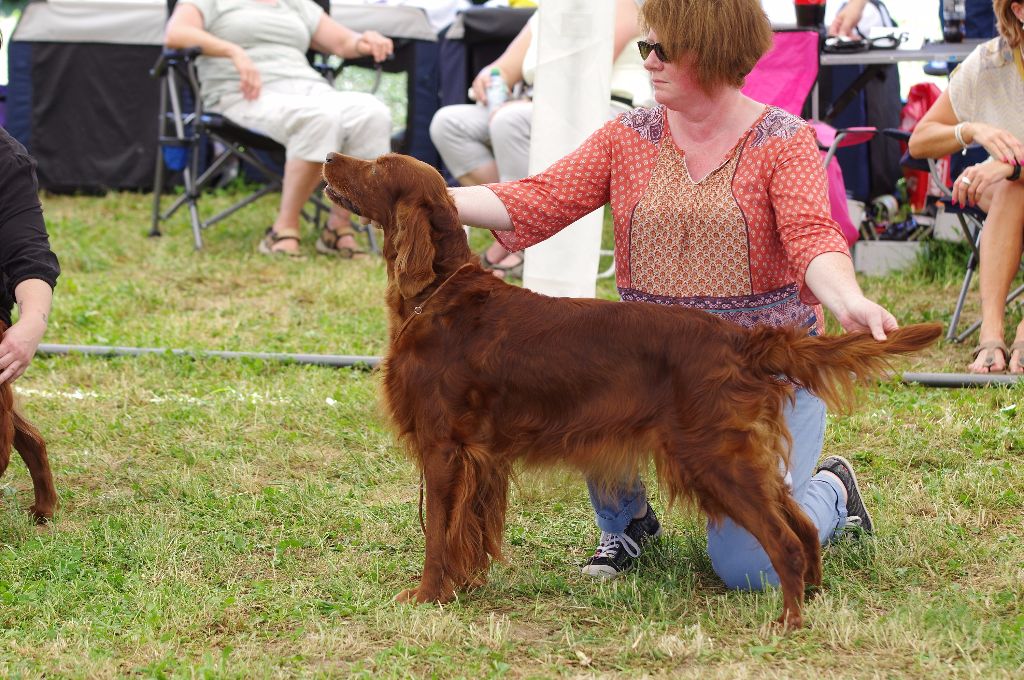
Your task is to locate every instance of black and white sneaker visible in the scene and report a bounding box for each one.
[817,455,874,536]
[580,505,662,579]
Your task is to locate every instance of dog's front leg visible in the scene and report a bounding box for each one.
[396,444,458,605]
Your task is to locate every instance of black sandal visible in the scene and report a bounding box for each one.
[491,252,524,279]
[258,227,303,257]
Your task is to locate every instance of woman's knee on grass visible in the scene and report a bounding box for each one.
[707,529,777,591]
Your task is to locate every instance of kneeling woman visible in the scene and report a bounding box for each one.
[451,0,899,587]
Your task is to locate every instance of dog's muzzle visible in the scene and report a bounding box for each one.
[324,185,361,216]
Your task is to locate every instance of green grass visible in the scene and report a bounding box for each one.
[1,188,1022,678]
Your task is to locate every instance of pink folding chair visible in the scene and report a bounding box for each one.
[742,30,874,246]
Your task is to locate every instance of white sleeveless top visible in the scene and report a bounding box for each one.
[948,37,1024,145]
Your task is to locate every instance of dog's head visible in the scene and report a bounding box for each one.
[322,152,465,298]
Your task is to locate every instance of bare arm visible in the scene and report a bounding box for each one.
[471,21,533,104]
[909,89,1024,164]
[612,0,639,60]
[0,279,52,383]
[828,0,868,38]
[310,14,393,62]
[165,4,262,99]
[804,252,897,340]
[450,186,513,230]
[165,4,237,57]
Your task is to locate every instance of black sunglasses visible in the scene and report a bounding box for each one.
[637,40,669,62]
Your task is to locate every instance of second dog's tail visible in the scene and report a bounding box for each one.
[744,323,943,411]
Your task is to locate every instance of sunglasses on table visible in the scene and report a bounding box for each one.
[822,31,908,53]
[637,40,669,62]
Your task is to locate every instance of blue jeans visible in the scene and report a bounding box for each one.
[585,388,848,590]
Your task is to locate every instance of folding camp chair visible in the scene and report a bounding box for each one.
[743,28,881,246]
[883,129,1024,343]
[150,0,379,253]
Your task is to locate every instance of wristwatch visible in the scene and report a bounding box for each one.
[1009,164,1022,182]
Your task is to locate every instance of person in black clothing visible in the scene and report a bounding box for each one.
[0,125,59,384]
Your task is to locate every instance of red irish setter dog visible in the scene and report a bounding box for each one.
[322,152,941,629]
[0,325,57,522]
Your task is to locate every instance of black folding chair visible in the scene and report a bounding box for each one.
[883,128,1022,343]
[150,0,379,253]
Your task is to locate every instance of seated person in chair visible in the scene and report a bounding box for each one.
[166,0,394,257]
[909,0,1024,373]
[428,0,651,278]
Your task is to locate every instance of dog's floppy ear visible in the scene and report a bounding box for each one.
[393,199,436,298]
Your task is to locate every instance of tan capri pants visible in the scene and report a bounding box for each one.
[429,99,630,183]
[217,79,392,163]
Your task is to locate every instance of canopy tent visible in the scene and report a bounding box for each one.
[8,0,165,192]
[7,0,442,193]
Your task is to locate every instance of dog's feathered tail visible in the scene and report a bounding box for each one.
[742,322,943,412]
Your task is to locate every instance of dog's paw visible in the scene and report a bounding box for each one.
[394,587,419,603]
[774,612,804,631]
[28,505,54,525]
[395,586,457,605]
[462,575,488,591]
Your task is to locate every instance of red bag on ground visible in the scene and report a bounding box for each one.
[899,83,950,211]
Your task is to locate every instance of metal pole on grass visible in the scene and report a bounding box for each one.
[903,372,1024,388]
[36,343,380,369]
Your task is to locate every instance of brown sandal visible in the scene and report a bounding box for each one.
[970,340,1009,373]
[1009,341,1024,374]
[258,227,302,257]
[479,248,524,279]
[315,224,368,259]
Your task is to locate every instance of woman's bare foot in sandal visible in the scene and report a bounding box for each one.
[317,215,368,259]
[490,251,523,280]
[969,338,1009,373]
[480,243,508,268]
[258,227,302,256]
[1008,325,1024,373]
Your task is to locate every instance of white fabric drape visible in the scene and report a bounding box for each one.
[522,0,614,298]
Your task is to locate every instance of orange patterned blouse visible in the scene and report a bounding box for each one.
[488,105,851,332]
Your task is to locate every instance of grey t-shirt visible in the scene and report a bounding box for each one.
[180,0,326,109]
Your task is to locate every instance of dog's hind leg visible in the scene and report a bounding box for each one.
[0,383,13,477]
[682,449,809,629]
[725,486,808,629]
[12,412,57,522]
[781,493,822,592]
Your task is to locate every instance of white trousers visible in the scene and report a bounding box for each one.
[217,79,392,163]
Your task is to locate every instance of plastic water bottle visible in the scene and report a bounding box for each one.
[485,67,508,114]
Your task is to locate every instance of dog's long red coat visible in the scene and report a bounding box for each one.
[323,152,941,628]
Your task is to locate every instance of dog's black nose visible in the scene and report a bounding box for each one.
[325,152,338,163]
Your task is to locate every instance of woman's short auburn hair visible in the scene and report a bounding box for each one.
[994,0,1024,48]
[640,0,773,90]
